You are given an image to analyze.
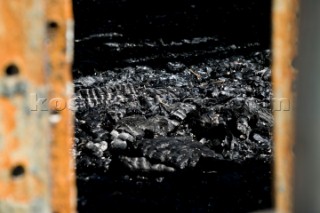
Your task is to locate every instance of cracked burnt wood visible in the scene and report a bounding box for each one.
[73,1,273,212]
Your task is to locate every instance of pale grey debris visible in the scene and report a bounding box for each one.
[111,138,127,150]
[119,156,175,172]
[136,137,221,170]
[118,132,135,142]
[86,141,108,157]
[110,130,120,139]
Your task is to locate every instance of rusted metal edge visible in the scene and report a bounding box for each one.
[272,0,298,212]
[45,0,77,213]
[0,1,51,213]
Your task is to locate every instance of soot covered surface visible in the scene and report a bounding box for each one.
[73,0,272,212]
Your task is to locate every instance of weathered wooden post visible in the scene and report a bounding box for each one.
[272,0,298,212]
[46,0,76,213]
[0,1,76,212]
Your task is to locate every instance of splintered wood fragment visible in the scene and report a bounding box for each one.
[188,69,202,80]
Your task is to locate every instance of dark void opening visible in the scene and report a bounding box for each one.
[73,1,272,212]
[73,0,271,75]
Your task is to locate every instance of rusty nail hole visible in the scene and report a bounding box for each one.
[47,21,59,30]
[11,165,25,178]
[51,109,60,114]
[5,64,19,76]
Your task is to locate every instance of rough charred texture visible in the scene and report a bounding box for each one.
[73,0,272,212]
[75,51,273,172]
[74,47,273,212]
[134,136,221,170]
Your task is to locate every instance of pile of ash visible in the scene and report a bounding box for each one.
[72,1,272,211]
[75,45,272,170]
[74,35,273,212]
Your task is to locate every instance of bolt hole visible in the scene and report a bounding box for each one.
[47,21,59,30]
[11,165,25,178]
[51,110,60,115]
[5,64,19,76]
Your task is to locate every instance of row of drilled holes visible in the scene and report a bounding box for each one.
[4,20,60,179]
[5,21,59,77]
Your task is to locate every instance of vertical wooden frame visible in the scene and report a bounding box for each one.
[0,1,76,212]
[45,0,76,213]
[0,1,51,212]
[272,0,298,212]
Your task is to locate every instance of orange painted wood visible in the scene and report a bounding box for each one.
[272,0,298,212]
[0,1,51,212]
[45,0,77,213]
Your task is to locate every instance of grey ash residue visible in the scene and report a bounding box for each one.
[74,38,273,212]
[73,0,272,211]
[73,0,273,213]
[74,45,273,173]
